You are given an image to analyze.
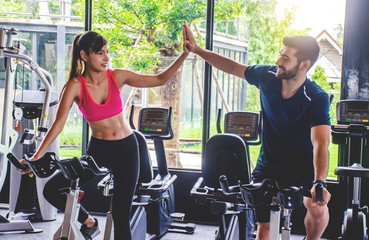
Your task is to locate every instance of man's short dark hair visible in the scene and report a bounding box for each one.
[283,35,320,68]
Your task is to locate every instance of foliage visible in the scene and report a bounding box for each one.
[91,0,206,73]
[244,0,297,113]
[60,147,82,158]
[0,0,26,13]
[214,0,247,21]
[311,65,329,89]
[60,122,82,145]
[244,0,296,65]
[311,65,341,124]
[334,24,344,46]
[72,0,85,19]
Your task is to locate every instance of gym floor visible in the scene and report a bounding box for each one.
[0,208,327,240]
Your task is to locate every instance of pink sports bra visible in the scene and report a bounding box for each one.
[77,69,123,122]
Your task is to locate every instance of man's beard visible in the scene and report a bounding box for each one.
[275,64,300,80]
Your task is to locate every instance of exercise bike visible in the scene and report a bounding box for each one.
[331,99,369,240]
[98,106,195,240]
[0,153,42,233]
[335,163,369,240]
[7,152,108,240]
[191,109,260,240]
[130,106,195,237]
[97,167,152,240]
[97,128,179,240]
[234,177,324,240]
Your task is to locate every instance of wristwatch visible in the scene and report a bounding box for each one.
[313,180,327,189]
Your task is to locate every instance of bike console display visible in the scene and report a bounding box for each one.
[336,100,369,125]
[224,111,259,141]
[138,107,171,136]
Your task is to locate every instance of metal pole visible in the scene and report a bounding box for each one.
[201,0,215,167]
[82,0,92,154]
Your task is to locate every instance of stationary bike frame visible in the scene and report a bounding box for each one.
[7,152,108,240]
[236,178,323,240]
[332,124,369,240]
[54,179,85,240]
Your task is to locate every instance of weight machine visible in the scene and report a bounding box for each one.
[0,25,57,232]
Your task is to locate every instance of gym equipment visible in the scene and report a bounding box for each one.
[332,99,369,240]
[131,106,195,238]
[98,106,195,240]
[0,26,53,185]
[237,178,323,240]
[9,90,59,222]
[98,129,175,240]
[335,164,369,240]
[7,152,108,240]
[0,152,41,233]
[0,25,55,233]
[98,130,157,240]
[191,110,260,240]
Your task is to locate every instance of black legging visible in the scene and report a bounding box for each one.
[43,133,139,240]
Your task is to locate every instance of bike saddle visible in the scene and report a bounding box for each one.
[55,156,85,180]
[335,163,369,178]
[25,152,58,178]
[239,179,276,208]
[276,185,303,210]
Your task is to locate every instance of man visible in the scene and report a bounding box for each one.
[183,21,331,240]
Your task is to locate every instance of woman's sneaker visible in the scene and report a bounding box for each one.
[80,218,101,239]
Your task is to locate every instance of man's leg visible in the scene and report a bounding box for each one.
[304,197,329,240]
[255,222,270,240]
[253,198,272,240]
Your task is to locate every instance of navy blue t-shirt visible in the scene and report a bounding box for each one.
[245,65,331,177]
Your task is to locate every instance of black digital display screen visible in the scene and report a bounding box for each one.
[337,100,369,125]
[233,115,252,124]
[347,102,369,112]
[146,110,165,120]
[224,112,259,141]
[138,108,170,136]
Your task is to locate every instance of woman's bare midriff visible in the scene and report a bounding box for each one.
[88,112,133,140]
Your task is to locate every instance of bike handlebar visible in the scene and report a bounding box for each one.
[80,155,109,175]
[7,152,109,179]
[219,175,240,196]
[234,177,325,209]
[7,152,29,171]
[315,183,324,204]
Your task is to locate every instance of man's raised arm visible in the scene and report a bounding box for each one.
[183,21,248,79]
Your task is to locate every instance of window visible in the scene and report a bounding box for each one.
[0,0,85,158]
[0,0,347,175]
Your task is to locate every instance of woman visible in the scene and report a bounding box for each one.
[22,24,189,239]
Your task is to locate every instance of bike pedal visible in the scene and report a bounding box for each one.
[170,212,185,221]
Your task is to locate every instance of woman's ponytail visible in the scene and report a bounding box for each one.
[67,33,83,81]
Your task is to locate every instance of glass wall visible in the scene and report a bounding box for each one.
[0,0,84,156]
[208,0,346,177]
[0,0,347,174]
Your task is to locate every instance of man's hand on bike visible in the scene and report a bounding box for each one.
[311,183,331,206]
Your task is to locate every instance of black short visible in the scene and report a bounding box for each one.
[251,166,314,223]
